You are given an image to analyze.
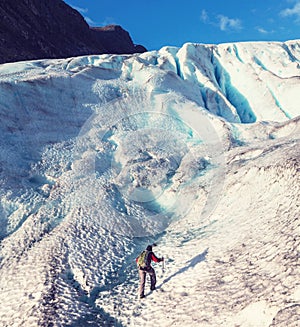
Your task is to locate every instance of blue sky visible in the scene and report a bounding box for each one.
[64,0,300,50]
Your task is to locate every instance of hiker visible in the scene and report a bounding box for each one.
[136,245,164,298]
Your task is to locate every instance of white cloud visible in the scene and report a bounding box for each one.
[257,27,268,34]
[256,27,274,35]
[101,17,117,26]
[217,15,242,31]
[72,5,88,14]
[84,17,97,26]
[280,1,300,21]
[69,4,96,26]
[200,9,209,23]
[200,10,242,32]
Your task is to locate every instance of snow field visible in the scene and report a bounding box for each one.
[0,39,299,326]
[94,135,299,326]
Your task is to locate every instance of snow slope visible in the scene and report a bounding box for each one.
[0,40,299,326]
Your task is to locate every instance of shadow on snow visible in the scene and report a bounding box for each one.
[160,248,208,286]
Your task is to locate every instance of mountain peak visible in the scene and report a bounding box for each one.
[0,0,146,64]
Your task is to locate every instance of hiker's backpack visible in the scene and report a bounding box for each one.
[137,250,150,268]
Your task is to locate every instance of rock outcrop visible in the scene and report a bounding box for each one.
[0,0,146,64]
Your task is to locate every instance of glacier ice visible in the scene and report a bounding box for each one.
[0,40,299,326]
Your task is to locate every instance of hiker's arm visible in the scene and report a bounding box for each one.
[151,253,163,263]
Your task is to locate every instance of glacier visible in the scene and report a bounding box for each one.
[0,40,299,326]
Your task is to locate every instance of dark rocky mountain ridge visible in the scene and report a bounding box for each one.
[0,0,146,64]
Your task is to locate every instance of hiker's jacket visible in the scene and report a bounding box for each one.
[136,251,161,270]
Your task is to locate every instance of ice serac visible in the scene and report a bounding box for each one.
[158,41,300,123]
[0,40,299,326]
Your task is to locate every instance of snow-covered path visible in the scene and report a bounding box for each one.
[94,134,300,326]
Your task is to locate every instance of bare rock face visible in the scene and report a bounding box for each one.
[0,0,146,64]
[91,25,147,54]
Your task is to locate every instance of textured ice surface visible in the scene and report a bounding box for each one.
[0,40,299,326]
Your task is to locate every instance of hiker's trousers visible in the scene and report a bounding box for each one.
[138,267,156,297]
